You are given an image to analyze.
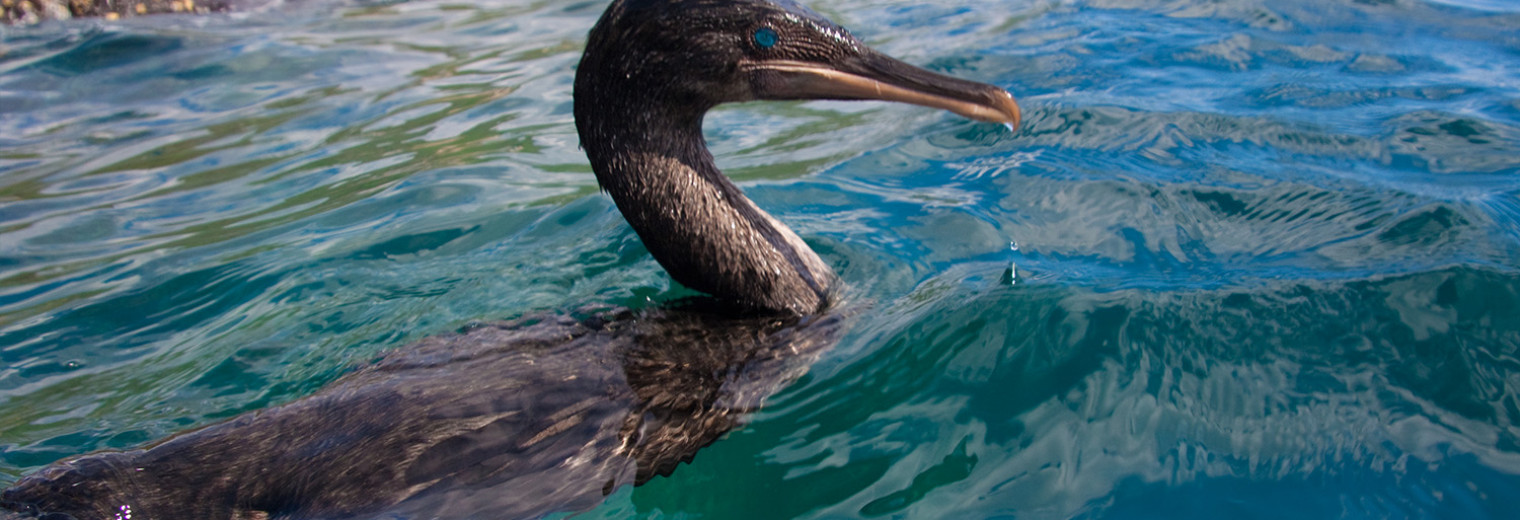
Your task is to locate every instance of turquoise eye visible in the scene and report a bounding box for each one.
[753,27,778,48]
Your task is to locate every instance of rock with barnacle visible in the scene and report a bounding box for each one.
[2,0,234,24]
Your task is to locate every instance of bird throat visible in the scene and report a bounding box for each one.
[575,102,836,315]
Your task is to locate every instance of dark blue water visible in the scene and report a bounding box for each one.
[3,0,1519,518]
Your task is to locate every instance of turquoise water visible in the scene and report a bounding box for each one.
[3,0,1519,518]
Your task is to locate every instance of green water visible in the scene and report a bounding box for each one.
[3,0,1520,518]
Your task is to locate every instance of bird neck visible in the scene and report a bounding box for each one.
[574,92,836,315]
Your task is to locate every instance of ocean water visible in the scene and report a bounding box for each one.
[2,0,1519,518]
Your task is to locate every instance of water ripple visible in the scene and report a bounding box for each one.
[1,0,1518,518]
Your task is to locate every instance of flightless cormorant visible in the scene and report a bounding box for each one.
[1,1,1019,518]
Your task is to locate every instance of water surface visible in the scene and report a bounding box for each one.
[2,0,1519,518]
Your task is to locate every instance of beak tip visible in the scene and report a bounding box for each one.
[965,87,1020,130]
[997,89,1021,132]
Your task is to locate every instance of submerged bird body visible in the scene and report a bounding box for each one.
[2,307,847,519]
[3,0,1019,518]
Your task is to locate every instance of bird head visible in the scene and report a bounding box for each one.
[576,0,1020,128]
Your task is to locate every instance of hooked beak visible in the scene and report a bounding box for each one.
[743,48,1021,130]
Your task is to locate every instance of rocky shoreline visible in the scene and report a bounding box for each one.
[3,0,234,24]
